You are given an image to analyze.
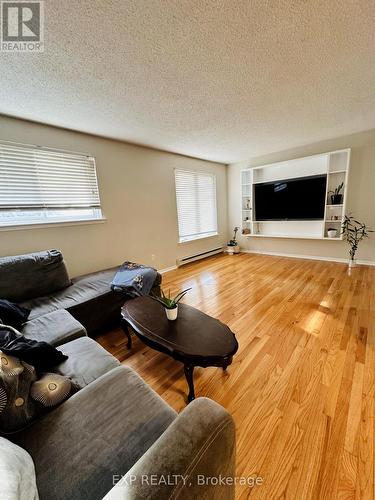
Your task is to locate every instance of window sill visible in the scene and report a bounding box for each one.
[0,217,107,232]
[179,232,219,244]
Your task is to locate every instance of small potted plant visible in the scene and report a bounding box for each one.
[151,288,191,320]
[227,227,240,254]
[327,227,338,238]
[329,182,344,205]
[341,214,373,267]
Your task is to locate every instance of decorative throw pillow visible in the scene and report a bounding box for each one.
[0,325,68,374]
[0,437,39,500]
[0,300,31,329]
[31,373,72,407]
[0,351,73,434]
[0,352,37,434]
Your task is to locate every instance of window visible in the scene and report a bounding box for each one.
[175,169,218,243]
[0,141,103,228]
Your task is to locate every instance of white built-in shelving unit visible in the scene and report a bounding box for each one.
[241,149,350,240]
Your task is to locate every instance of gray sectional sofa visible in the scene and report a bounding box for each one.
[0,249,161,338]
[0,251,236,499]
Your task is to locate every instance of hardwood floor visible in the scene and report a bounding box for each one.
[97,253,375,499]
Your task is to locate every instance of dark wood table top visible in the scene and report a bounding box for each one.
[121,296,238,366]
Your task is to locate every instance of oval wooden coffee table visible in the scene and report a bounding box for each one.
[121,296,238,402]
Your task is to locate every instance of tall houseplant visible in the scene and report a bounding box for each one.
[341,214,373,267]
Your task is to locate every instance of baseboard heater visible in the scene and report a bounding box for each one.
[176,246,224,267]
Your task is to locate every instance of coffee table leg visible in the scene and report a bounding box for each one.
[184,364,195,403]
[222,356,233,371]
[120,320,132,350]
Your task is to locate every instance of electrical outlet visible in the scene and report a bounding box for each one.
[151,254,156,261]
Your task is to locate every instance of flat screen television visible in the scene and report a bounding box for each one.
[254,174,327,221]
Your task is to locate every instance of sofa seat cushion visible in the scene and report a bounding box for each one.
[21,310,87,347]
[21,267,161,336]
[55,337,120,388]
[14,366,177,500]
[22,268,129,335]
[23,267,120,320]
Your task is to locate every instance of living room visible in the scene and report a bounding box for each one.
[0,2,374,500]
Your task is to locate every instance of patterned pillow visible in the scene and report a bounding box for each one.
[0,352,73,434]
[31,373,71,407]
[0,352,37,434]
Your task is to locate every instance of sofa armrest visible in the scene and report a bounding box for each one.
[104,397,236,500]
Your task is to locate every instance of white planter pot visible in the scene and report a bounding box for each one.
[327,230,337,238]
[165,305,178,321]
[227,245,240,254]
[349,259,357,268]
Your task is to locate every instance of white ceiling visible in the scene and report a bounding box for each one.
[1,1,375,164]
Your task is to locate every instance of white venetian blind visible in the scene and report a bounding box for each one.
[0,141,100,209]
[175,169,218,242]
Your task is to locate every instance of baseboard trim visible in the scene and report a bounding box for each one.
[241,249,375,267]
[158,265,178,274]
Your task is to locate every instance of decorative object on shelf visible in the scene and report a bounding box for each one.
[341,214,373,267]
[242,227,251,235]
[327,227,338,238]
[150,288,191,321]
[329,182,344,205]
[227,227,240,254]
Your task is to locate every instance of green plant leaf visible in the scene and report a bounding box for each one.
[173,288,192,303]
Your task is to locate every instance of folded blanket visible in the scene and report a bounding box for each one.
[111,261,157,297]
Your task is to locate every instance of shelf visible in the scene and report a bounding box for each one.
[244,233,343,240]
[245,234,324,240]
[252,220,323,224]
[240,148,350,243]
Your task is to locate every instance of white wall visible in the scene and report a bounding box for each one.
[0,115,227,277]
[227,130,375,263]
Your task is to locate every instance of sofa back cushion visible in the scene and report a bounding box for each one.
[0,250,71,302]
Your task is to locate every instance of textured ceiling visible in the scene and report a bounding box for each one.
[0,0,375,163]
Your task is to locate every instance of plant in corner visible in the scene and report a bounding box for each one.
[151,288,191,320]
[329,182,344,205]
[227,227,240,255]
[341,214,373,268]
